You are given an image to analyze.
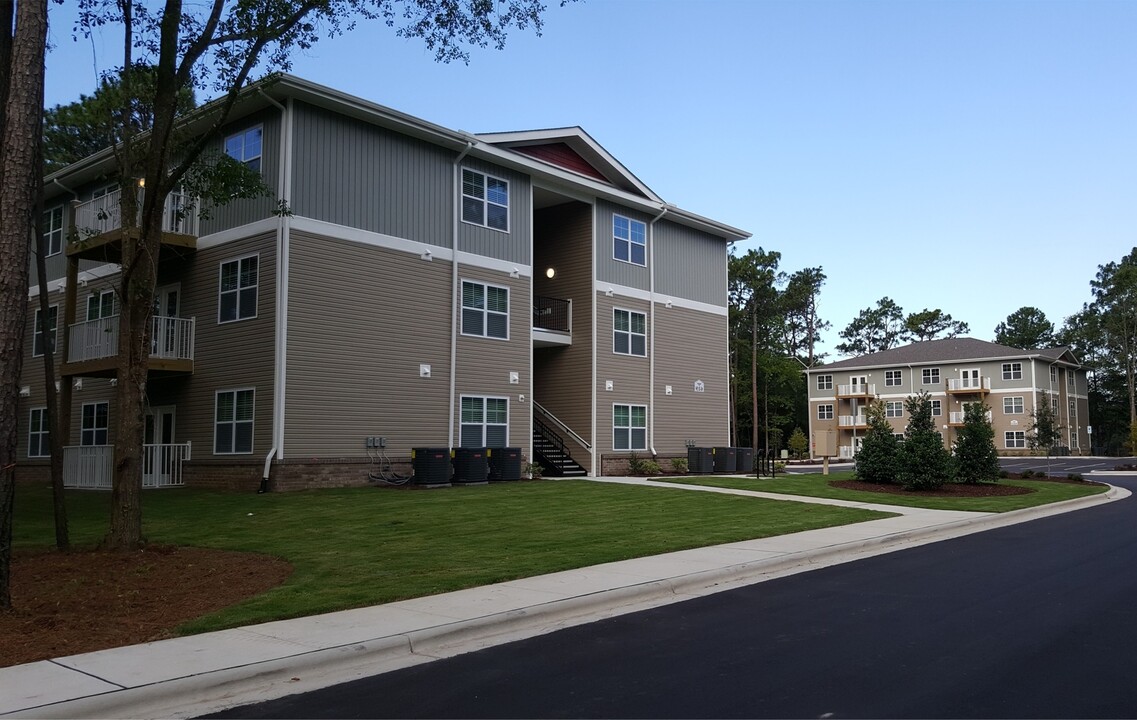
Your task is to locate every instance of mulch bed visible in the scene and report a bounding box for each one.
[831,473,1094,497]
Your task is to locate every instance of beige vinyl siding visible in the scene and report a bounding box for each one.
[290,102,454,246]
[595,293,651,453]
[284,232,453,457]
[652,306,729,452]
[454,266,531,449]
[177,232,277,458]
[595,200,651,291]
[533,202,594,451]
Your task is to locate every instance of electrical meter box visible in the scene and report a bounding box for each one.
[812,430,836,458]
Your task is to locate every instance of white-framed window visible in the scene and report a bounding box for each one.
[461,168,509,232]
[922,368,940,385]
[817,404,834,420]
[86,290,116,320]
[613,308,647,357]
[885,370,902,387]
[1050,366,1058,384]
[1051,394,1059,411]
[225,125,263,172]
[81,402,109,446]
[215,388,254,454]
[460,396,509,447]
[219,255,258,323]
[613,404,647,451]
[461,280,509,340]
[816,374,833,390]
[28,407,50,458]
[885,401,903,418]
[32,305,57,357]
[1002,362,1023,380]
[931,399,942,417]
[1068,371,1076,392]
[613,214,647,266]
[43,206,64,257]
[1005,431,1026,449]
[1004,396,1024,414]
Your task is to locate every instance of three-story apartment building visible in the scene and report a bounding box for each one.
[17,75,749,490]
[806,338,1090,459]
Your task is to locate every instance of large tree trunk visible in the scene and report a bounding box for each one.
[0,0,48,608]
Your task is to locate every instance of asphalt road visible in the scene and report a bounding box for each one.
[208,476,1137,719]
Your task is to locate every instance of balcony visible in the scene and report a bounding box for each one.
[948,410,992,426]
[63,443,191,489]
[533,295,571,347]
[839,445,856,459]
[68,189,198,263]
[838,414,868,429]
[61,315,195,378]
[837,383,876,398]
[946,376,991,396]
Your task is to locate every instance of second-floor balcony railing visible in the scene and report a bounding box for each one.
[73,188,199,240]
[949,410,993,424]
[67,315,195,364]
[837,383,876,397]
[534,296,571,333]
[947,376,992,393]
[838,414,867,427]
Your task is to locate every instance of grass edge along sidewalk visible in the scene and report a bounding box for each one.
[12,479,893,637]
[658,471,1108,512]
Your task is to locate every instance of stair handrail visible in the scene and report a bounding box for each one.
[533,401,591,451]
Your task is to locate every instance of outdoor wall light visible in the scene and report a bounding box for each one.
[546,267,556,279]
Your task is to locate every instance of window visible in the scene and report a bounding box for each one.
[461,169,509,231]
[219,256,258,323]
[613,214,647,266]
[613,309,647,356]
[613,404,647,451]
[817,404,834,420]
[215,389,254,454]
[885,370,902,387]
[930,399,942,416]
[1004,396,1024,414]
[32,305,57,357]
[893,433,905,441]
[225,126,263,172]
[81,402,109,446]
[1005,431,1026,449]
[28,407,49,458]
[816,375,833,391]
[461,281,509,339]
[1002,362,1022,380]
[1050,366,1058,384]
[460,396,508,447]
[43,206,64,257]
[1068,371,1076,392]
[922,368,940,385]
[885,401,903,418]
[86,290,116,320]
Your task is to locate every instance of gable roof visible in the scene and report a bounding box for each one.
[474,127,661,202]
[814,337,1083,372]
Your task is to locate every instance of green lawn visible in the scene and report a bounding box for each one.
[13,479,892,634]
[658,471,1109,512]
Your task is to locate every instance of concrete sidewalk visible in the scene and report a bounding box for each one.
[1,477,1128,719]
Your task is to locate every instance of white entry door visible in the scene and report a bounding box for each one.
[152,284,181,357]
[144,406,176,487]
[960,368,980,389]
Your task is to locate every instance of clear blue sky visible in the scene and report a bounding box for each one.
[43,0,1137,358]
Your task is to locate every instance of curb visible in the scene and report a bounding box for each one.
[6,483,1128,719]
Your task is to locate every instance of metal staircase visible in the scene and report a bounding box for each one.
[532,414,588,477]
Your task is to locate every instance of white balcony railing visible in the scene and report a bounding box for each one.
[838,383,876,396]
[839,415,867,427]
[63,442,191,489]
[947,376,991,392]
[839,445,855,459]
[67,315,194,364]
[73,188,199,239]
[949,410,992,424]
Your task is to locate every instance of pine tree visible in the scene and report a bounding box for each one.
[953,402,1000,484]
[898,390,952,490]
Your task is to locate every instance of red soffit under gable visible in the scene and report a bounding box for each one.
[513,143,610,184]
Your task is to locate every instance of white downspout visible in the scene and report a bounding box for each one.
[259,90,292,491]
[648,205,669,458]
[590,203,598,476]
[449,140,474,450]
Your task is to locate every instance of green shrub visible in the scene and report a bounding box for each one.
[952,402,1000,484]
[998,469,1009,479]
[671,457,689,474]
[855,400,900,484]
[1020,469,1034,479]
[898,390,952,491]
[641,460,662,475]
[1067,472,1084,482]
[627,453,660,476]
